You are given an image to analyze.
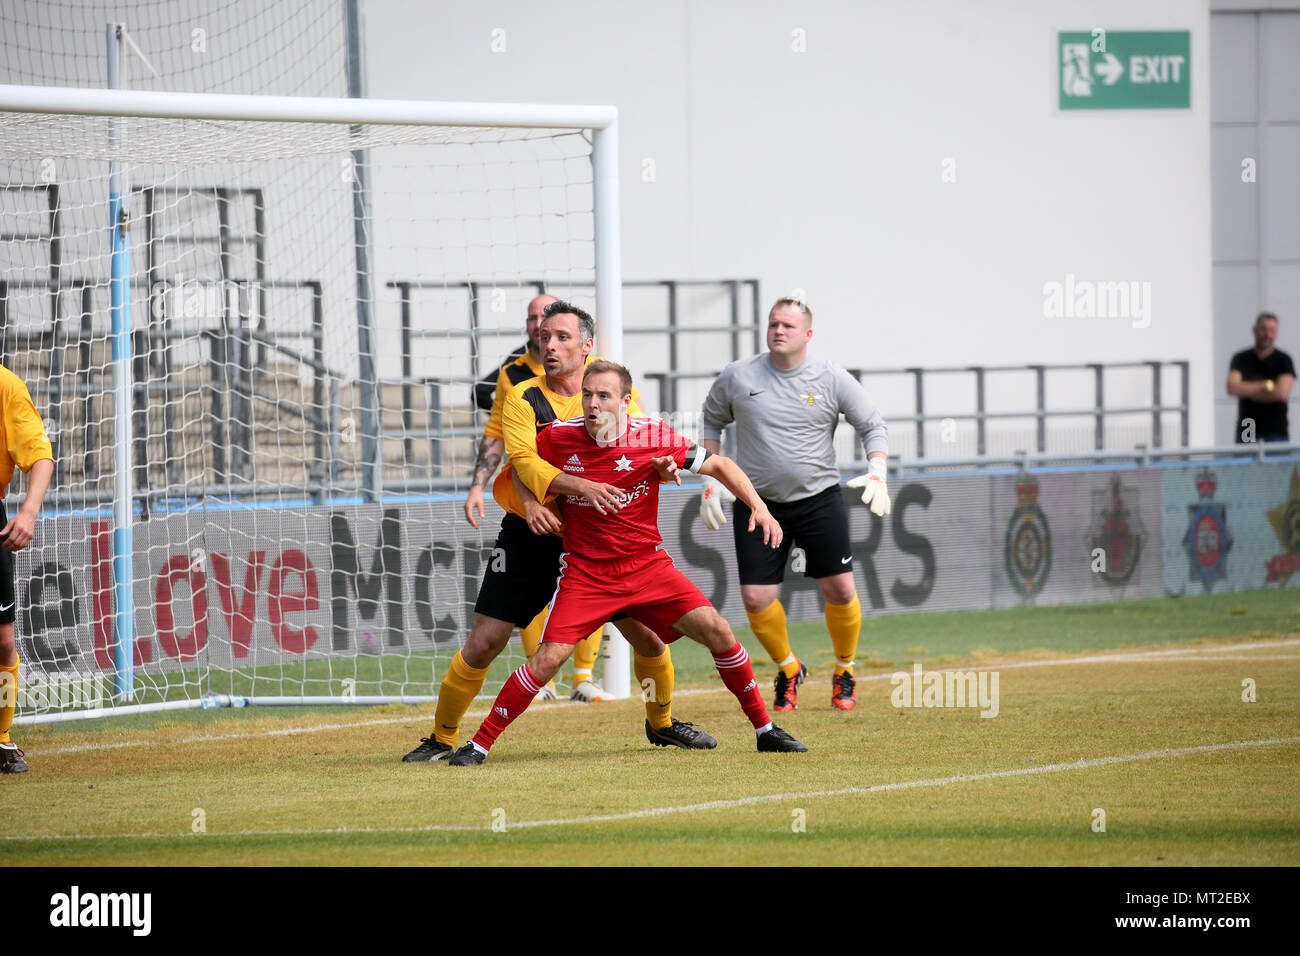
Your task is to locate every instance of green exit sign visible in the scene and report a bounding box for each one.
[1059,30,1191,109]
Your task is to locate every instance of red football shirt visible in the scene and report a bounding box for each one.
[536,415,709,562]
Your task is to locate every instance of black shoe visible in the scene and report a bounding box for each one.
[645,718,718,750]
[401,736,454,762]
[447,743,487,766]
[0,744,28,774]
[757,725,808,753]
[773,661,808,712]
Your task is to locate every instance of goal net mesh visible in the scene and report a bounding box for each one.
[1,105,598,719]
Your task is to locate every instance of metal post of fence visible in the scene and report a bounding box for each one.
[972,366,985,456]
[47,184,65,488]
[427,380,442,476]
[328,379,341,485]
[1176,360,1189,447]
[80,286,95,484]
[49,283,64,489]
[467,281,481,382]
[252,187,268,368]
[131,323,150,509]
[208,328,227,480]
[398,282,413,464]
[909,368,925,459]
[1147,360,1162,449]
[665,280,679,412]
[1089,363,1104,450]
[1033,365,1046,452]
[305,282,323,465]
[727,279,740,362]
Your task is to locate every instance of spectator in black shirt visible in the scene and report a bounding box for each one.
[1228,312,1295,442]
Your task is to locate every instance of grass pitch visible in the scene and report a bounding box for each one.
[5,589,1299,866]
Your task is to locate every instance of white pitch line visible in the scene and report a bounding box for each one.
[30,637,1300,756]
[5,735,1297,843]
[1138,655,1300,662]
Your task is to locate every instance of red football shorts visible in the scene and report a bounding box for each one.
[541,548,710,646]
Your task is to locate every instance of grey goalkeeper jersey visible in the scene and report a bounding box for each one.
[700,353,888,504]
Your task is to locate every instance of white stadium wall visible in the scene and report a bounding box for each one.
[365,0,1216,446]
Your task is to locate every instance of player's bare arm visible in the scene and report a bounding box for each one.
[698,454,781,548]
[544,471,626,515]
[511,467,564,536]
[465,434,504,527]
[651,455,681,484]
[2,457,52,551]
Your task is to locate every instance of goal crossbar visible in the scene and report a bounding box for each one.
[0,83,617,131]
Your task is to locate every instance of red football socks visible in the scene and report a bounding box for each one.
[712,642,771,730]
[471,663,543,752]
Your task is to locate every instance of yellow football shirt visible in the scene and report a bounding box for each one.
[0,364,53,498]
[493,370,643,517]
[483,350,544,441]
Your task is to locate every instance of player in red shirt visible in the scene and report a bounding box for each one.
[448,360,808,764]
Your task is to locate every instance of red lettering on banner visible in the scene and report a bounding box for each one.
[210,552,266,659]
[268,549,320,653]
[1265,552,1300,584]
[154,555,209,662]
[89,521,152,667]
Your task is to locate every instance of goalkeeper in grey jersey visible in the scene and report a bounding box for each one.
[698,298,890,712]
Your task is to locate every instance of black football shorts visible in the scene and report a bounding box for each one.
[732,483,855,585]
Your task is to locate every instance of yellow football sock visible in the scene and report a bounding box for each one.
[826,595,861,676]
[519,608,547,658]
[0,656,17,744]
[747,599,800,678]
[432,650,489,746]
[571,627,602,683]
[634,647,674,730]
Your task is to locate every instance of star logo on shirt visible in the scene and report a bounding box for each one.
[613,455,633,472]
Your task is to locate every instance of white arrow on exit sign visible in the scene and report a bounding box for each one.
[1095,52,1124,85]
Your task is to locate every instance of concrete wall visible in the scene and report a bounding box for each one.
[365,0,1216,443]
[0,1,1230,446]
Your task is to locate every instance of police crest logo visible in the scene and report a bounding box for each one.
[1265,466,1300,585]
[1184,469,1232,592]
[1005,476,1051,598]
[1087,477,1146,585]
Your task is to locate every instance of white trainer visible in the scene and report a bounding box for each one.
[570,678,615,703]
[534,681,559,702]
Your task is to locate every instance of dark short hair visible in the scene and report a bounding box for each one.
[770,297,812,326]
[542,300,596,342]
[1256,312,1279,326]
[583,359,632,397]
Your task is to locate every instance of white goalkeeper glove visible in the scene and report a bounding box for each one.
[847,458,891,517]
[699,476,736,531]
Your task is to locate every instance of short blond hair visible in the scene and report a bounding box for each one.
[583,359,632,397]
[770,297,812,326]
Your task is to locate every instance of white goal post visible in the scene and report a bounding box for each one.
[0,81,630,722]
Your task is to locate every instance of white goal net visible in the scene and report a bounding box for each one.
[0,86,619,721]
